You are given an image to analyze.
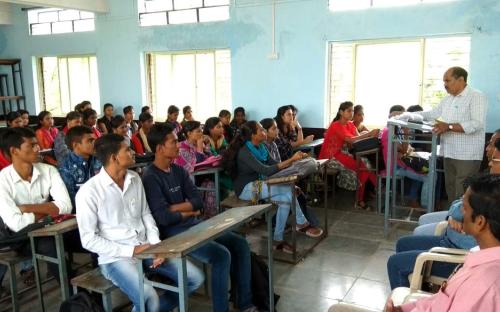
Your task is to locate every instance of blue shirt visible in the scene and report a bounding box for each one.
[58,152,102,212]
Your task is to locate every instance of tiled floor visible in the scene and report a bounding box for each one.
[0,189,415,312]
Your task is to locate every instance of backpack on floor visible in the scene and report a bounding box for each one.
[59,291,104,312]
[251,252,280,311]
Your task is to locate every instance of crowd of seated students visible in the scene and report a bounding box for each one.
[0,101,329,310]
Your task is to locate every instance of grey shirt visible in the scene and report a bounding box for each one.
[234,145,280,196]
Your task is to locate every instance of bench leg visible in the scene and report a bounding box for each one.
[102,292,113,312]
[8,263,19,312]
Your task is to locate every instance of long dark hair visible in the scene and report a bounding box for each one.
[221,120,259,178]
[333,101,354,122]
[274,105,292,135]
[203,117,221,136]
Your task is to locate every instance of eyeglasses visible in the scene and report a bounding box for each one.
[491,158,500,163]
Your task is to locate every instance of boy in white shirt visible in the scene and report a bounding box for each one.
[76,134,203,311]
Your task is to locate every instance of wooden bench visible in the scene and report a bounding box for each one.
[0,251,31,312]
[71,268,117,312]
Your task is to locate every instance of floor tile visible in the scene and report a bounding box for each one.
[343,278,391,311]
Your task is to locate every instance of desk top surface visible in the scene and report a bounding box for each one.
[137,204,273,259]
[192,167,222,175]
[29,218,77,237]
[295,138,324,150]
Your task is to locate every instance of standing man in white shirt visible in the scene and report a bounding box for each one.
[399,67,487,203]
[76,134,204,311]
[0,127,72,291]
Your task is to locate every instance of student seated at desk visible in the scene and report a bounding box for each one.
[58,126,101,210]
[35,110,59,165]
[223,121,323,254]
[76,134,204,312]
[142,124,258,312]
[230,107,247,137]
[82,108,102,139]
[219,109,235,143]
[165,105,183,139]
[173,121,218,218]
[0,112,25,170]
[352,105,369,134]
[97,103,114,135]
[111,115,131,146]
[131,112,154,155]
[380,105,428,209]
[17,109,30,128]
[0,128,72,292]
[319,101,379,210]
[54,111,82,164]
[261,118,321,230]
[203,117,229,156]
[274,105,314,161]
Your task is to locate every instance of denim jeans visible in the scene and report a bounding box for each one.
[395,166,429,207]
[189,232,253,312]
[100,258,204,312]
[387,235,458,289]
[239,182,307,241]
[413,211,449,235]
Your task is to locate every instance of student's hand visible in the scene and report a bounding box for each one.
[304,135,314,144]
[150,257,165,269]
[384,299,403,312]
[370,129,380,138]
[181,211,201,219]
[291,151,305,162]
[448,217,463,233]
[196,138,205,152]
[133,244,151,256]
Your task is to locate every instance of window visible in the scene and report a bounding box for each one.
[327,36,470,127]
[329,0,456,11]
[38,56,100,116]
[28,8,95,35]
[138,0,230,26]
[146,50,232,122]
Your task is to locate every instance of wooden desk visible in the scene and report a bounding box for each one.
[265,159,329,263]
[192,167,222,212]
[135,204,276,312]
[29,218,77,311]
[294,138,324,157]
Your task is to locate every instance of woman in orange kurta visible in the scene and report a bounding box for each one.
[35,110,58,166]
[319,101,379,209]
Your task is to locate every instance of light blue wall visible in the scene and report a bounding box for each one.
[0,0,499,130]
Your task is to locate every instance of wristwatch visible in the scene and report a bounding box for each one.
[448,124,454,131]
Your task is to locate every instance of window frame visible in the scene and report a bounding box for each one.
[138,0,230,26]
[37,54,100,116]
[27,8,95,36]
[325,34,471,127]
[145,49,232,122]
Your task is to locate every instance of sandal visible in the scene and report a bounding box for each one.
[273,240,294,254]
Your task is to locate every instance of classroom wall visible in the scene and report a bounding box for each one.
[0,0,499,130]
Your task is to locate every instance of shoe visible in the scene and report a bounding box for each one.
[273,240,294,254]
[296,223,324,238]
